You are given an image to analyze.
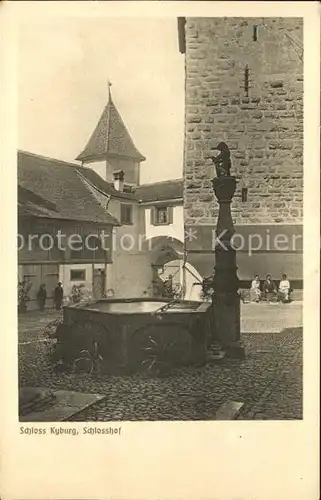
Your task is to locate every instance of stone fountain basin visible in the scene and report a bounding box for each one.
[59,298,212,375]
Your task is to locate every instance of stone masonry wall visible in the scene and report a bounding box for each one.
[184,17,303,225]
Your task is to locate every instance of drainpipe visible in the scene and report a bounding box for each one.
[104,262,107,296]
[182,248,188,299]
[92,263,95,298]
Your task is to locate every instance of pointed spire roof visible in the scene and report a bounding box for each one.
[76,87,146,163]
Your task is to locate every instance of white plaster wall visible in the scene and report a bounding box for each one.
[55,202,183,301]
[144,204,184,242]
[59,263,106,298]
[162,259,203,301]
[107,200,147,260]
[58,256,201,301]
[84,160,107,181]
[183,262,203,301]
[106,251,153,298]
[106,158,139,184]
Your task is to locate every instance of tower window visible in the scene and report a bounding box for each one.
[241,187,248,202]
[244,65,250,97]
[253,25,258,41]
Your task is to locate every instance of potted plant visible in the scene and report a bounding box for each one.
[69,284,92,305]
[200,276,214,302]
[18,279,32,313]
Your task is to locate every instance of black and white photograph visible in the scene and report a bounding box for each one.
[0,1,319,499]
[16,14,305,423]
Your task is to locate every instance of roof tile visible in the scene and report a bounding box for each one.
[18,151,120,225]
[135,179,183,203]
[76,95,145,163]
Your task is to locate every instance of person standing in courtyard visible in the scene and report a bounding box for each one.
[250,275,261,303]
[263,274,277,302]
[163,274,174,298]
[278,274,291,303]
[54,282,64,310]
[36,283,47,311]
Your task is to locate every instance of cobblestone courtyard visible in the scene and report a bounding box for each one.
[18,302,303,420]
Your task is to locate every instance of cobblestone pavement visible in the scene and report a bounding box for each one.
[19,309,62,342]
[18,303,303,421]
[240,301,303,334]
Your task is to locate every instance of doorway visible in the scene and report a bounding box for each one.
[20,263,59,309]
[93,268,106,299]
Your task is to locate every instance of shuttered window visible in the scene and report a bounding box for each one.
[151,206,173,226]
[121,204,133,225]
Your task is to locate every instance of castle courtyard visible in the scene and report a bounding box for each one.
[18,302,302,421]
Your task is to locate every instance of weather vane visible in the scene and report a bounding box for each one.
[108,79,112,98]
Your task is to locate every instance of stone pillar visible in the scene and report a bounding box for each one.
[211,176,245,358]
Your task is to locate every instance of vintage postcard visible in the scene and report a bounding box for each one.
[0,1,319,499]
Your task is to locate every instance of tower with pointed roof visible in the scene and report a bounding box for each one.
[76,85,146,186]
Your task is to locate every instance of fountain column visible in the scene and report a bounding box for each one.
[210,175,246,358]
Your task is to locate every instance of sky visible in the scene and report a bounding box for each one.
[18,17,185,184]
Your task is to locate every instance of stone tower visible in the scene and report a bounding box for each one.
[179,17,303,285]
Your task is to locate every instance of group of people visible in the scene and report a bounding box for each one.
[35,274,292,310]
[250,274,292,303]
[36,282,64,311]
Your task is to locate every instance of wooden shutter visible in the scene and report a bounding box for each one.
[151,207,156,226]
[120,204,125,223]
[121,204,133,224]
[128,205,133,224]
[167,206,174,224]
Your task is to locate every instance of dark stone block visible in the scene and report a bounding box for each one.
[225,342,246,359]
[270,80,284,88]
